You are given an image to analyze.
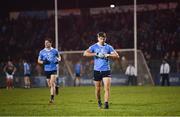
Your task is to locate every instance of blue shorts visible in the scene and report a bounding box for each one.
[45,70,57,79]
[93,70,111,81]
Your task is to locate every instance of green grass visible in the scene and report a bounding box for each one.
[0,86,180,116]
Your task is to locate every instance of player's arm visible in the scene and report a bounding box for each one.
[38,51,50,65]
[105,51,119,59]
[3,65,7,73]
[84,47,105,58]
[54,51,61,64]
[3,65,8,76]
[38,58,43,65]
[56,53,61,62]
[83,49,96,57]
[12,65,17,75]
[38,51,44,64]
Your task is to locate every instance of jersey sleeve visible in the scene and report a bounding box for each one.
[88,45,95,53]
[109,45,115,54]
[38,51,43,61]
[55,49,59,57]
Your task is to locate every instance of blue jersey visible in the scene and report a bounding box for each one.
[23,62,31,75]
[38,47,59,71]
[75,63,81,74]
[89,43,115,71]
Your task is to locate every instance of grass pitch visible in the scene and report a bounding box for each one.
[0,86,180,116]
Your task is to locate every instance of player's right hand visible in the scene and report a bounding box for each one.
[96,53,105,58]
[43,59,50,65]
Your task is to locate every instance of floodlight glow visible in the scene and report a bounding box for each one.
[110,4,115,8]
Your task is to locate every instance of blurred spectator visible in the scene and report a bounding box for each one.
[160,59,170,86]
[23,60,31,88]
[35,63,43,76]
[74,61,82,86]
[3,60,17,89]
[125,63,137,85]
[0,5,179,74]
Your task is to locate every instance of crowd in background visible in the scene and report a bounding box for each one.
[0,4,180,75]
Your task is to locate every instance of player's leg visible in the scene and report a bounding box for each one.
[166,74,170,86]
[103,77,111,109]
[167,75,170,86]
[130,76,133,85]
[74,76,77,87]
[10,75,14,89]
[49,74,56,103]
[46,79,50,87]
[132,76,136,85]
[77,76,80,86]
[24,76,27,88]
[6,74,11,89]
[94,81,102,108]
[161,75,165,86]
[127,76,130,85]
[10,79,13,89]
[94,70,102,108]
[6,77,10,90]
[27,76,31,88]
[24,76,26,88]
[55,77,59,95]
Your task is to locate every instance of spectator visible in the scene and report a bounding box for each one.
[23,60,31,88]
[3,60,17,89]
[74,61,82,86]
[125,63,137,85]
[160,59,170,86]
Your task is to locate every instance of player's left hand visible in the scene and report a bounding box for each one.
[55,57,61,64]
[56,57,61,62]
[96,53,105,58]
[104,54,110,58]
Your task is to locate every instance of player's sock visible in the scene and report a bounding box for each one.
[104,102,109,109]
[49,95,54,103]
[98,100,102,108]
[55,86,59,95]
[55,78,59,95]
[51,95,54,100]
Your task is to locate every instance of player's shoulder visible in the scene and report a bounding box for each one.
[40,48,46,53]
[105,43,113,48]
[92,43,98,47]
[51,48,59,54]
[89,43,99,48]
[48,47,56,51]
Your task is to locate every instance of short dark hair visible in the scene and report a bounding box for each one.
[45,37,52,43]
[97,32,106,38]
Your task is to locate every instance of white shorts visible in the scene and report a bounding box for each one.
[6,73,14,79]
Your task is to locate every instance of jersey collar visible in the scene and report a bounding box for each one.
[44,47,53,51]
[97,42,107,47]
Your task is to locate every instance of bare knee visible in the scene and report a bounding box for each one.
[104,86,110,92]
[50,81,55,87]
